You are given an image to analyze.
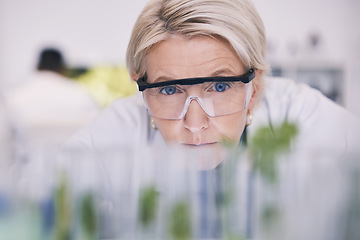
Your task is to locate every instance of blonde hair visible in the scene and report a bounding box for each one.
[126,0,270,85]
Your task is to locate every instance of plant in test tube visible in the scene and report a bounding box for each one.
[53,174,72,240]
[169,200,192,240]
[81,192,98,240]
[250,121,298,184]
[139,185,159,228]
[249,121,298,237]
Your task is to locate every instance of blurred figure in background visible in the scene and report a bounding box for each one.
[4,47,99,148]
[37,48,66,74]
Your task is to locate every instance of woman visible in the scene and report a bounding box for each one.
[63,3,358,238]
[67,0,359,156]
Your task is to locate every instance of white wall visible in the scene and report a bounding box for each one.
[254,0,360,61]
[252,0,360,115]
[1,0,359,114]
[0,0,149,87]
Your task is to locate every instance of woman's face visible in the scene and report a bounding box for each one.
[142,35,259,147]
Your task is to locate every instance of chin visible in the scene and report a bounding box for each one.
[180,143,225,170]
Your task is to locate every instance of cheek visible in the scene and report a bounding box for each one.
[211,111,247,142]
[154,111,247,144]
[155,119,183,143]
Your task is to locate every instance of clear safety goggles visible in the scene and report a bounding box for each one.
[137,69,255,120]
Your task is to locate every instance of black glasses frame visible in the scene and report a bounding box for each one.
[137,68,255,91]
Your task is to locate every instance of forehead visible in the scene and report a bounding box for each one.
[145,35,244,82]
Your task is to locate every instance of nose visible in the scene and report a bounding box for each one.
[183,99,209,132]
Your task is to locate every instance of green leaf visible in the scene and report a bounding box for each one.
[169,201,192,240]
[53,175,71,240]
[250,122,298,183]
[139,185,159,228]
[81,192,98,239]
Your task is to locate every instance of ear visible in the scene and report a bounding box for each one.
[247,69,264,111]
[247,85,258,111]
[131,73,139,82]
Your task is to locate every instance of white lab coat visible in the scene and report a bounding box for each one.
[66,77,360,155]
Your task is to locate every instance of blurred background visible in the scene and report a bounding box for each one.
[0,0,359,113]
[0,1,360,239]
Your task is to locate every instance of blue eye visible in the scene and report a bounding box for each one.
[160,86,177,95]
[213,82,230,92]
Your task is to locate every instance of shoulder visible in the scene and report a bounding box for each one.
[65,93,150,151]
[252,77,360,153]
[254,77,326,125]
[261,76,357,124]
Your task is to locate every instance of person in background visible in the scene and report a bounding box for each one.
[37,48,66,75]
[4,48,99,148]
[67,0,359,160]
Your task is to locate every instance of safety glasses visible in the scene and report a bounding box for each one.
[137,69,255,120]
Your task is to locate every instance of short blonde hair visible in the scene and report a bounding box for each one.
[126,0,270,82]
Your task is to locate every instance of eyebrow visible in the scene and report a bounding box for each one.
[209,69,238,77]
[151,68,238,83]
[151,76,175,84]
[137,68,255,91]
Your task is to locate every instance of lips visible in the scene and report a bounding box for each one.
[182,142,217,147]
